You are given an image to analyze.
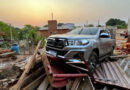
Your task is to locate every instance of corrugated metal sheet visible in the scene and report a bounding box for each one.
[93,61,130,90]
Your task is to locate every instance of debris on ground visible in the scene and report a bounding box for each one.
[8,40,130,90]
[0,49,15,58]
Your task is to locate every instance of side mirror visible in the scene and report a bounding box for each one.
[100,33,109,38]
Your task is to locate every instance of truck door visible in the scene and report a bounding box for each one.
[105,30,112,54]
[99,30,110,57]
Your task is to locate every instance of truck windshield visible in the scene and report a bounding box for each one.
[68,28,98,35]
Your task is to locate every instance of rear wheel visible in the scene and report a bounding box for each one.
[88,51,98,73]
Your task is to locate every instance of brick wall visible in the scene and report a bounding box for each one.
[38,20,69,38]
[38,29,69,38]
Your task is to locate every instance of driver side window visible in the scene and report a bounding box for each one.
[100,30,110,38]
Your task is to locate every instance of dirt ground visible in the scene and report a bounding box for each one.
[0,45,36,89]
[0,55,29,90]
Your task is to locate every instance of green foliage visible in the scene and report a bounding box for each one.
[35,26,40,31]
[36,35,46,47]
[0,21,19,41]
[0,21,46,47]
[117,23,128,29]
[0,21,10,36]
[88,24,94,27]
[17,29,27,40]
[44,25,48,27]
[106,18,127,29]
[0,41,10,48]
[26,29,37,41]
[97,25,102,27]
[19,24,46,47]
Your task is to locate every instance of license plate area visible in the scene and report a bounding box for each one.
[48,50,57,57]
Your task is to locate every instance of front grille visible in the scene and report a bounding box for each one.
[47,38,67,49]
[46,47,68,56]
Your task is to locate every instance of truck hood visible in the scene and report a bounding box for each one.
[49,34,97,39]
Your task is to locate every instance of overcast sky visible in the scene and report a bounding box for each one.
[0,0,130,27]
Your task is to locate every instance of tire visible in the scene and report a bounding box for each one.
[88,51,98,73]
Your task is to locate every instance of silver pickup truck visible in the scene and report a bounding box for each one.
[46,27,115,72]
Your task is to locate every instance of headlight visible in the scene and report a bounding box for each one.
[68,39,89,46]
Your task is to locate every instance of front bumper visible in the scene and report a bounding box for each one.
[46,45,91,61]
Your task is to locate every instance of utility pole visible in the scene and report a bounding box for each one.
[51,12,53,20]
[98,19,100,27]
[10,24,13,44]
[86,20,88,27]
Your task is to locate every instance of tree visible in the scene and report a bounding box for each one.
[97,25,102,27]
[0,21,19,41]
[0,21,46,48]
[23,25,35,31]
[17,29,27,40]
[88,24,94,27]
[44,25,48,27]
[19,24,46,46]
[106,18,127,29]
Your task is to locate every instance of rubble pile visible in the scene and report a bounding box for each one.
[8,41,130,90]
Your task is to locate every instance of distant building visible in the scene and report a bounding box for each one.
[61,23,75,30]
[38,20,73,37]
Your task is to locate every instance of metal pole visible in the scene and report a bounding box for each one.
[51,12,53,20]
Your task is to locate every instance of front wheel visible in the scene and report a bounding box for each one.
[88,51,98,73]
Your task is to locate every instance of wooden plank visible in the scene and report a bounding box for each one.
[71,78,82,90]
[0,51,15,58]
[21,67,44,88]
[41,50,54,87]
[14,41,41,90]
[37,77,49,90]
[22,75,44,90]
[47,86,53,90]
[9,85,16,90]
[66,80,74,90]
[78,77,93,90]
